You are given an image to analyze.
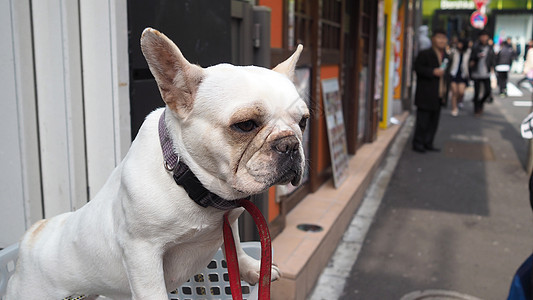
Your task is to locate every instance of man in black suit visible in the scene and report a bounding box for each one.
[412,28,449,153]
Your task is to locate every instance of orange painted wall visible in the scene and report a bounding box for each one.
[259,0,283,48]
[268,186,279,222]
[261,0,284,222]
[317,65,340,173]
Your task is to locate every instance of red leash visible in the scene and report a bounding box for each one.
[223,199,272,300]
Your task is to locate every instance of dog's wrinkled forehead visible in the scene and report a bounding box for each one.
[140,28,304,120]
[193,64,306,123]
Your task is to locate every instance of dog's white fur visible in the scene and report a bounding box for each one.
[6,28,308,299]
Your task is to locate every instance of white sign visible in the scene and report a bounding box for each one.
[321,78,349,189]
[440,0,475,9]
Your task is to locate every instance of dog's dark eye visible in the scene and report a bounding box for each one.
[299,116,309,131]
[233,120,258,132]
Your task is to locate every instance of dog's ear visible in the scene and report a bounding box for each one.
[141,28,204,119]
[273,44,303,81]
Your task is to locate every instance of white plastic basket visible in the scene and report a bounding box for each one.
[0,244,17,300]
[0,242,260,300]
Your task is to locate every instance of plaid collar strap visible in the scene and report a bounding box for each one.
[158,109,245,210]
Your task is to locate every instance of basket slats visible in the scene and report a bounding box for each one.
[0,242,260,300]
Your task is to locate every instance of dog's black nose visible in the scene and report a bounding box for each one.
[272,136,300,155]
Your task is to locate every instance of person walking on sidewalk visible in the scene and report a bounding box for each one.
[524,39,533,62]
[495,38,515,96]
[469,30,495,116]
[412,29,449,153]
[449,39,471,116]
[517,44,533,89]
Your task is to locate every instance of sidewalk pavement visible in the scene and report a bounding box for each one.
[313,77,533,299]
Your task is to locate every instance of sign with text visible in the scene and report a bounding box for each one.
[393,0,405,99]
[440,0,475,9]
[321,78,348,188]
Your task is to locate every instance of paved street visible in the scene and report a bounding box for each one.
[338,76,533,299]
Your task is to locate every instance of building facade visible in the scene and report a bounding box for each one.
[260,0,420,240]
[1,3,418,297]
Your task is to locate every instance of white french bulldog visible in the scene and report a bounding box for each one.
[6,28,308,299]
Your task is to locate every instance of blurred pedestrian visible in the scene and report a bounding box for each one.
[418,25,431,52]
[449,36,459,51]
[469,30,495,116]
[495,38,515,96]
[517,46,533,88]
[524,40,533,61]
[514,37,521,61]
[449,39,470,116]
[412,29,449,153]
[513,37,522,74]
[525,47,533,77]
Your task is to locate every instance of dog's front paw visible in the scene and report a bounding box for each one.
[239,256,281,284]
[270,264,281,282]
